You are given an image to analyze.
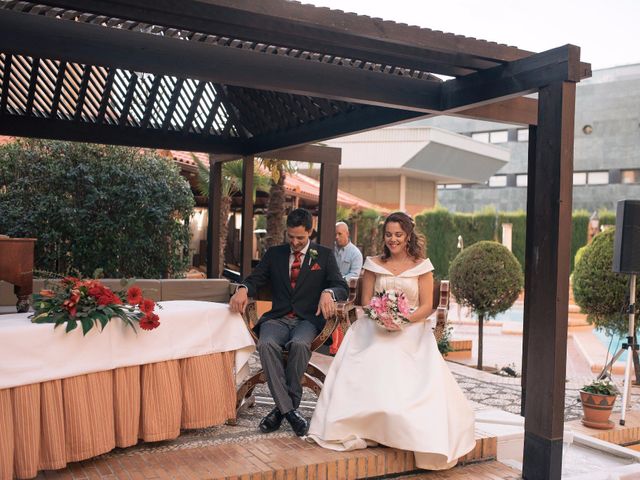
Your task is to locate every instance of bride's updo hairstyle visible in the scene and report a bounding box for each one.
[381,211,426,261]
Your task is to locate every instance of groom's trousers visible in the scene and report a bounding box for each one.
[257,317,317,414]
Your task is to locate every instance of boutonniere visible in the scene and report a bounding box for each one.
[308,248,318,266]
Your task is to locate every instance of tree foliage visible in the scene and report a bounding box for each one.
[572,228,630,336]
[0,139,194,278]
[449,241,523,319]
[449,240,523,370]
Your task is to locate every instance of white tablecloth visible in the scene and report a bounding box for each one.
[0,300,255,389]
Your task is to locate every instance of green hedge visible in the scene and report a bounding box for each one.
[416,208,615,279]
[0,139,194,278]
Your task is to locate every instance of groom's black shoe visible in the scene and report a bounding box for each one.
[259,407,284,433]
[285,409,309,436]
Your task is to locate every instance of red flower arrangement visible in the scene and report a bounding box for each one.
[31,277,160,335]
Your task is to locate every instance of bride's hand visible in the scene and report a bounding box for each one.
[381,313,401,331]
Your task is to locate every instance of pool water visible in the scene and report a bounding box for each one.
[490,308,628,362]
[493,308,524,323]
[592,329,629,362]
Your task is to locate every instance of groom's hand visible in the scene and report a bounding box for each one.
[316,291,336,319]
[229,287,248,313]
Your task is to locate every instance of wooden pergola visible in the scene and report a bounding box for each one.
[0,1,590,478]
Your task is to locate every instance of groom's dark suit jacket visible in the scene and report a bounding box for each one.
[241,243,348,334]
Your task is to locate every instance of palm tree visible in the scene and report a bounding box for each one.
[259,158,296,249]
[194,156,270,275]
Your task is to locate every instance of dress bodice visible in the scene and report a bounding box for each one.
[362,257,434,309]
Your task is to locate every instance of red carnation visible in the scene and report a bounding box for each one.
[139,313,160,330]
[127,286,143,305]
[140,298,155,314]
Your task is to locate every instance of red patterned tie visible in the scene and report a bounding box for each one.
[290,251,303,290]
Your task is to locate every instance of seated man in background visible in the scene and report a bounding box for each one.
[334,222,363,282]
[330,222,363,355]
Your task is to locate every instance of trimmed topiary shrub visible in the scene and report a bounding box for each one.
[572,228,629,337]
[449,241,523,370]
[0,139,194,278]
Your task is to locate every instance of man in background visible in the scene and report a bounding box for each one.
[334,222,363,281]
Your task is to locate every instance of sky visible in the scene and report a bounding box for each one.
[306,0,640,71]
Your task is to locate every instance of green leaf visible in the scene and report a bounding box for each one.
[80,318,94,335]
[65,319,77,333]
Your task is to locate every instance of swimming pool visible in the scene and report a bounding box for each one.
[593,329,628,362]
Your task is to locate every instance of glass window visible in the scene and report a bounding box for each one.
[587,171,609,185]
[488,175,507,187]
[516,174,528,187]
[517,129,529,142]
[471,132,489,143]
[444,184,462,189]
[489,131,509,143]
[573,172,587,185]
[621,169,640,184]
[437,184,444,190]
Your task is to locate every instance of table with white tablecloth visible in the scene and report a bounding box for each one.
[0,300,255,480]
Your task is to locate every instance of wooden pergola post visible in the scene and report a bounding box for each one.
[521,124,537,417]
[206,155,223,279]
[317,160,340,248]
[522,81,576,480]
[240,156,254,279]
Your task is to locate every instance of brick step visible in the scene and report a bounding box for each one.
[40,433,496,479]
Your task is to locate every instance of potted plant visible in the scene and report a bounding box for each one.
[579,379,619,429]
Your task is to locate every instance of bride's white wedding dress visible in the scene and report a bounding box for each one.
[307,257,476,470]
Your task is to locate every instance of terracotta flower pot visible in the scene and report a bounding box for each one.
[580,390,616,429]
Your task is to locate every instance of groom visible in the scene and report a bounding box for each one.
[230,208,348,436]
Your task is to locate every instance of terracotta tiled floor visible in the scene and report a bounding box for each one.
[35,433,497,480]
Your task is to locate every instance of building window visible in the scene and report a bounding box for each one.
[516,174,528,187]
[621,169,640,184]
[573,172,587,185]
[488,175,507,187]
[437,184,444,190]
[471,132,489,143]
[587,171,609,185]
[444,184,462,189]
[517,129,529,142]
[489,131,509,143]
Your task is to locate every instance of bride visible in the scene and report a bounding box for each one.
[307,212,476,470]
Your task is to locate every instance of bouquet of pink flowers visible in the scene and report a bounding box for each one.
[363,289,411,331]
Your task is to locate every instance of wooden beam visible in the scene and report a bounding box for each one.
[442,45,586,112]
[118,73,138,126]
[73,64,91,122]
[207,157,223,278]
[454,97,538,126]
[95,66,115,123]
[0,9,443,113]
[522,82,576,480]
[318,162,340,248]
[240,156,254,278]
[25,57,40,116]
[249,106,426,156]
[161,78,185,131]
[0,53,12,114]
[140,75,163,129]
[32,0,521,76]
[262,144,342,165]
[181,81,207,133]
[0,114,246,153]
